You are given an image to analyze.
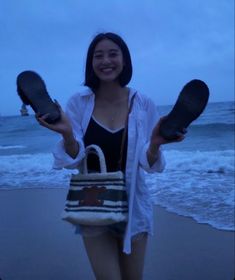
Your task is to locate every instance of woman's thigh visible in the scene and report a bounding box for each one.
[82,232,122,280]
[118,233,148,280]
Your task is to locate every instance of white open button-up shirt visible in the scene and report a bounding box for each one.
[53,87,166,254]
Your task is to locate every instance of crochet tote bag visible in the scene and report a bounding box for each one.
[61,144,128,225]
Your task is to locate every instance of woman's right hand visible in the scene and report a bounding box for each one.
[35,102,73,137]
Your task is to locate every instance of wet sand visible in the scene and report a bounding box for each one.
[0,188,234,280]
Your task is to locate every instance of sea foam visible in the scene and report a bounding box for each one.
[0,150,234,231]
[0,145,26,150]
[146,149,235,231]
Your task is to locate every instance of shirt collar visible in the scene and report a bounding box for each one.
[79,87,94,96]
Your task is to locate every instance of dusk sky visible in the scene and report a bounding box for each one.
[0,0,234,116]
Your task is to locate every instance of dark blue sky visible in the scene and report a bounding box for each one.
[0,0,234,116]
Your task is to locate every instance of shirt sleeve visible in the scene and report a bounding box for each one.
[138,96,166,173]
[52,94,86,169]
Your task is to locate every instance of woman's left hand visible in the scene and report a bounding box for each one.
[148,116,185,153]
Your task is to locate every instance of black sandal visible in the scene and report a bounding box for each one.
[159,79,209,140]
[16,70,61,124]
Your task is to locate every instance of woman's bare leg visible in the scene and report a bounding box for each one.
[118,233,148,280]
[82,232,122,280]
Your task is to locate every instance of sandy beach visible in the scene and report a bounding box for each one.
[0,188,234,280]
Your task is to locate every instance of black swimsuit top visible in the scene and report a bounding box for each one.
[84,116,127,172]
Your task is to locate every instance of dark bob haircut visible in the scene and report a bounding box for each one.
[84,32,133,91]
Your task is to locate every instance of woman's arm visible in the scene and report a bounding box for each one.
[137,95,184,172]
[62,130,79,159]
[147,116,184,167]
[36,103,80,159]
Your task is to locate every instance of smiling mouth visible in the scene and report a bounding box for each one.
[100,67,114,73]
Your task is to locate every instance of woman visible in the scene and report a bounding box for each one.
[38,32,184,280]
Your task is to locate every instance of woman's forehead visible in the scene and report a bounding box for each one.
[94,39,121,52]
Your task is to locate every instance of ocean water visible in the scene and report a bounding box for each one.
[0,101,234,231]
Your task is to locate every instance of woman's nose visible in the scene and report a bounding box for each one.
[102,55,111,64]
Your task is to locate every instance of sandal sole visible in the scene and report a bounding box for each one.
[16,70,61,124]
[159,79,209,140]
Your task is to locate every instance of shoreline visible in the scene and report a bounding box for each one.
[154,204,235,233]
[0,188,234,280]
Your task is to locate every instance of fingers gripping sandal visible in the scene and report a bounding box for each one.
[159,79,210,140]
[16,70,61,124]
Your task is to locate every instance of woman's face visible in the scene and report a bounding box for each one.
[92,39,124,84]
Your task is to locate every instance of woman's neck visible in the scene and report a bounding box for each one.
[95,82,128,104]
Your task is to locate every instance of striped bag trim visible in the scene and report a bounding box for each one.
[65,204,128,210]
[69,184,125,190]
[63,208,128,213]
[71,171,124,181]
[66,200,128,207]
[66,188,127,202]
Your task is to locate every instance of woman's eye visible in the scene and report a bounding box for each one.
[109,52,117,57]
[94,55,103,59]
